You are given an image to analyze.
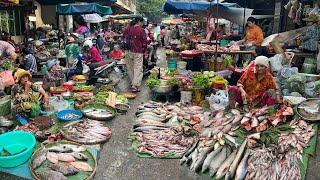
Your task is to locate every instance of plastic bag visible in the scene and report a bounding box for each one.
[207,90,229,111]
[0,70,14,87]
[269,54,283,72]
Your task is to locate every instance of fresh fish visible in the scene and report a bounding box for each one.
[37,170,67,180]
[137,115,164,121]
[184,140,199,157]
[226,139,247,179]
[137,112,165,118]
[209,147,227,176]
[235,151,250,180]
[189,147,199,168]
[61,144,86,152]
[222,124,232,133]
[57,153,76,162]
[32,146,48,169]
[48,145,73,153]
[231,109,241,115]
[47,152,58,164]
[202,146,223,173]
[215,150,238,179]
[51,163,79,176]
[70,161,93,172]
[232,115,243,124]
[133,126,168,132]
[70,152,88,161]
[193,145,215,172]
[224,134,240,148]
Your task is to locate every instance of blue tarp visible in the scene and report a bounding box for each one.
[56,3,113,15]
[163,0,238,14]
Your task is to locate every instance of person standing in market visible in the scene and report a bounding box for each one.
[238,17,264,46]
[300,18,320,53]
[123,17,147,93]
[229,56,281,110]
[65,35,80,68]
[160,26,165,47]
[74,15,90,37]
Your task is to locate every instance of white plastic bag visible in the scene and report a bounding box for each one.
[207,90,229,112]
[269,54,283,72]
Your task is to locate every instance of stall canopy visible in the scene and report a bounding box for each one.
[37,0,116,5]
[83,13,105,23]
[56,3,113,15]
[163,0,238,14]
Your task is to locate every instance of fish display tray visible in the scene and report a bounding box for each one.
[296,98,320,121]
[60,120,111,145]
[29,141,97,180]
[81,104,116,121]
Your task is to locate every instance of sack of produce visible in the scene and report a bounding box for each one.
[284,74,306,94]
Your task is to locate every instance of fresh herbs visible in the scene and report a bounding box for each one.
[146,75,160,88]
[192,72,211,89]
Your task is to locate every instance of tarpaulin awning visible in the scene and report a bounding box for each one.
[163,0,238,14]
[56,3,113,15]
[37,0,116,5]
[83,13,105,23]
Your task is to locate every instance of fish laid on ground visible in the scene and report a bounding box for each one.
[57,153,76,162]
[224,134,240,148]
[32,146,48,169]
[225,139,248,180]
[193,145,215,172]
[180,140,199,165]
[133,126,168,132]
[202,146,223,173]
[189,147,199,167]
[37,170,67,180]
[235,151,250,180]
[215,150,238,179]
[51,163,79,176]
[48,145,73,153]
[70,161,93,172]
[47,152,59,164]
[190,147,201,169]
[70,152,88,161]
[209,147,227,177]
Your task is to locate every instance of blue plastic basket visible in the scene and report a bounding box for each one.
[56,109,83,121]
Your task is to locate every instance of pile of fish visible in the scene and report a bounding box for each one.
[180,133,249,179]
[135,101,204,131]
[61,113,81,120]
[200,109,243,138]
[247,146,301,179]
[241,104,294,132]
[61,119,112,144]
[31,143,94,180]
[278,120,315,154]
[82,108,114,119]
[130,101,203,158]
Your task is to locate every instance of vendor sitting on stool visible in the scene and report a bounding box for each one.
[229,56,281,110]
[12,69,49,123]
[42,60,65,91]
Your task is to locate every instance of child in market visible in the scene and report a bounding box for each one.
[108,45,124,60]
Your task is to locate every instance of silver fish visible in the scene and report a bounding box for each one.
[193,145,215,172]
[226,139,247,179]
[48,145,73,153]
[202,146,223,173]
[235,150,250,180]
[224,134,240,148]
[189,147,199,168]
[215,150,238,179]
[232,115,243,124]
[133,126,168,132]
[70,152,88,161]
[180,140,199,165]
[209,147,227,177]
[32,146,48,169]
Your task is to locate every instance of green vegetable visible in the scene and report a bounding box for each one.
[224,55,233,67]
[146,75,160,88]
[167,78,177,86]
[0,60,13,70]
[73,84,94,91]
[192,72,211,89]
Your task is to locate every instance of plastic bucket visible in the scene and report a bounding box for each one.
[167,59,177,70]
[177,61,187,73]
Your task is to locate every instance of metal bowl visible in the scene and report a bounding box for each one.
[152,85,172,93]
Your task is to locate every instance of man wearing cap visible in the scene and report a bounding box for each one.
[42,60,65,91]
[229,56,281,109]
[11,69,49,119]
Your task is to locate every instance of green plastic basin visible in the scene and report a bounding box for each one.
[0,131,36,168]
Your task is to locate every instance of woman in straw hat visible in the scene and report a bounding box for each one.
[11,69,49,121]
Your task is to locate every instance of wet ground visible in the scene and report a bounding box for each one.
[1,48,320,179]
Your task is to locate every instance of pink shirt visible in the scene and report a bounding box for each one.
[0,40,15,59]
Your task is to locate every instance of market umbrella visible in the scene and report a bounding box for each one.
[56,3,113,15]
